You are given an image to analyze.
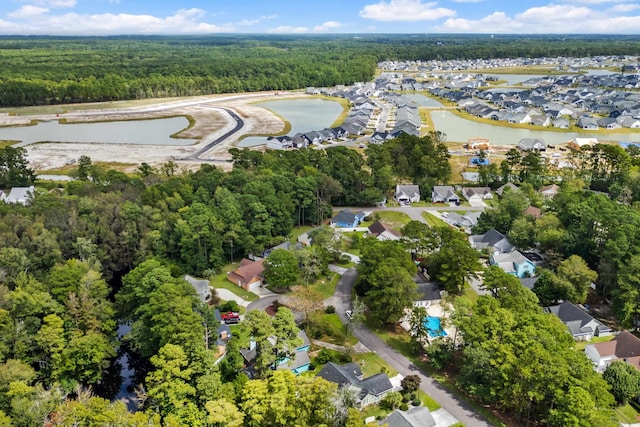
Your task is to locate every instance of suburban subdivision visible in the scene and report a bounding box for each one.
[1,33,640,427]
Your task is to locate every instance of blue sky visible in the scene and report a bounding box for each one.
[0,0,639,35]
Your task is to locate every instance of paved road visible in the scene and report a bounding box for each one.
[188,107,244,160]
[335,269,493,427]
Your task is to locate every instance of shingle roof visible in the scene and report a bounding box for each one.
[545,301,610,337]
[381,407,437,427]
[316,362,363,387]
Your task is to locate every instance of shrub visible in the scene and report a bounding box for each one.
[325,305,336,314]
[315,349,334,365]
[400,403,409,411]
[217,300,240,313]
[411,398,421,407]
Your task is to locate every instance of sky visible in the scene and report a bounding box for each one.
[0,0,639,36]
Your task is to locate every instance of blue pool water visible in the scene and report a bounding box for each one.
[424,316,447,338]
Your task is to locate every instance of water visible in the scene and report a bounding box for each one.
[114,323,137,411]
[403,94,444,107]
[424,316,447,338]
[237,98,344,147]
[430,110,640,145]
[1,117,197,146]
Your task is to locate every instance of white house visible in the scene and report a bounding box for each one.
[394,184,420,204]
[585,331,640,372]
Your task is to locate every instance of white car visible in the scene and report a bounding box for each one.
[345,310,353,319]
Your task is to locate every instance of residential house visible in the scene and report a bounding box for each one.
[261,241,303,258]
[368,221,401,241]
[443,211,482,233]
[552,118,570,129]
[577,116,599,130]
[414,275,442,308]
[461,187,493,203]
[212,310,234,363]
[568,138,598,150]
[241,329,312,377]
[523,205,543,219]
[495,182,519,197]
[585,331,640,372]
[469,228,514,253]
[490,251,536,278]
[184,275,212,303]
[431,186,460,203]
[517,138,546,151]
[370,131,393,144]
[330,210,367,228]
[316,362,395,408]
[227,258,265,292]
[545,301,611,341]
[266,136,293,150]
[539,184,560,199]
[380,407,437,427]
[597,117,621,129]
[394,184,421,204]
[1,186,34,205]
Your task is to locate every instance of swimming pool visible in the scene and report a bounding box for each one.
[424,316,447,338]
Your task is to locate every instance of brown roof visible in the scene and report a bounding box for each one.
[524,206,542,219]
[228,258,264,284]
[593,331,640,360]
[368,221,401,237]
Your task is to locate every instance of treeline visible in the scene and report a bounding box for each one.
[1,34,640,106]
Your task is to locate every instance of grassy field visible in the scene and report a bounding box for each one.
[421,211,449,228]
[0,140,18,148]
[366,210,413,230]
[352,352,398,377]
[308,273,340,299]
[207,263,260,302]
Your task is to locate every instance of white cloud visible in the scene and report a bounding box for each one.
[609,3,640,12]
[435,4,640,33]
[237,14,277,27]
[314,21,342,32]
[8,5,49,19]
[451,0,482,3]
[359,0,456,21]
[21,0,77,8]
[267,26,309,34]
[562,0,629,3]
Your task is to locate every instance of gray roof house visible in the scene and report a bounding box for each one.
[316,362,395,408]
[517,138,546,151]
[431,186,459,203]
[380,407,437,427]
[184,275,212,303]
[443,211,482,233]
[469,228,514,253]
[1,186,34,205]
[395,184,420,204]
[544,301,611,341]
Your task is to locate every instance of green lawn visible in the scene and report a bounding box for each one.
[464,283,479,304]
[207,263,260,302]
[311,312,358,346]
[368,211,413,230]
[574,334,614,351]
[309,273,340,299]
[616,402,640,424]
[421,212,449,228]
[352,352,398,377]
[289,225,315,243]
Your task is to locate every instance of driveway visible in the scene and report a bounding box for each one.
[334,269,493,427]
[215,288,250,307]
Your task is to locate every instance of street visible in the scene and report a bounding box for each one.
[334,268,494,427]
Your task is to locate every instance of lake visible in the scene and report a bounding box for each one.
[2,117,197,146]
[430,110,640,145]
[237,98,344,147]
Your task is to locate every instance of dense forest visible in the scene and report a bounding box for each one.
[0,34,639,106]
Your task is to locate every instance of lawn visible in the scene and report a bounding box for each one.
[207,263,260,302]
[616,402,640,424]
[310,312,358,346]
[308,273,340,299]
[289,225,315,243]
[464,283,479,304]
[367,211,412,230]
[352,352,398,377]
[421,211,449,228]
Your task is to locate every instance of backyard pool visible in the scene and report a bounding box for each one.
[424,316,447,338]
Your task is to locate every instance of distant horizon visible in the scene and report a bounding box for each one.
[0,0,639,36]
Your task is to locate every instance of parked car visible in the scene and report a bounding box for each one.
[221,311,240,324]
[345,310,353,319]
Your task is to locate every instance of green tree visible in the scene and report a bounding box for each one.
[0,147,35,187]
[603,361,640,404]
[556,255,597,303]
[205,399,244,427]
[425,237,481,295]
[263,249,299,289]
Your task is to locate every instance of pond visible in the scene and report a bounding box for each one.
[237,98,344,147]
[403,93,444,108]
[430,110,640,145]
[1,117,197,146]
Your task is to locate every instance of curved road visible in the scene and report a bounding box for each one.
[188,107,245,160]
[334,268,493,427]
